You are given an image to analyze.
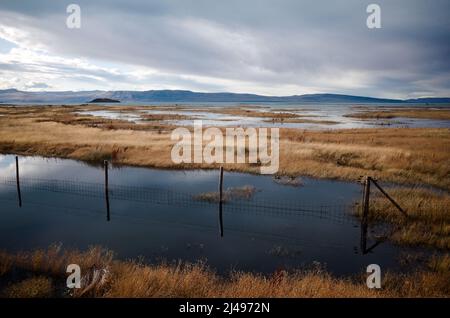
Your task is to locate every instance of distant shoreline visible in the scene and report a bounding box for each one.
[1,88,450,104]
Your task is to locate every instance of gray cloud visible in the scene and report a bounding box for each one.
[0,0,449,97]
[24,82,51,89]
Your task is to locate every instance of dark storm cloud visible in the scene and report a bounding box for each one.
[0,0,449,97]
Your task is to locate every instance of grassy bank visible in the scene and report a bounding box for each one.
[1,105,449,190]
[354,187,450,249]
[345,107,450,120]
[0,245,449,298]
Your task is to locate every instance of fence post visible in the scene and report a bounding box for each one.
[363,176,371,219]
[104,160,110,221]
[15,156,22,207]
[360,176,371,253]
[218,166,224,237]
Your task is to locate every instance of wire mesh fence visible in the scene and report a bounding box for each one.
[0,175,359,225]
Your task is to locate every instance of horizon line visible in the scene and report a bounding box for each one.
[2,88,450,101]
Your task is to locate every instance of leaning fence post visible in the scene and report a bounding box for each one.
[218,166,224,237]
[370,178,407,218]
[104,160,110,221]
[15,156,22,207]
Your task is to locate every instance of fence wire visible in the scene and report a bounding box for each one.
[0,196,354,250]
[0,176,359,225]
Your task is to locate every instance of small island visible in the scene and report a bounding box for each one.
[88,98,120,103]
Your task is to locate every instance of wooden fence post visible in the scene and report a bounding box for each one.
[218,166,224,237]
[360,176,371,253]
[363,176,371,219]
[104,160,110,221]
[360,176,407,254]
[15,156,22,207]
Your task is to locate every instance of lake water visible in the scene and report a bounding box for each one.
[75,102,450,130]
[0,154,413,276]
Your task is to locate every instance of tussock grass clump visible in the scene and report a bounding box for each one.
[10,243,114,277]
[193,185,257,203]
[3,277,54,298]
[428,254,450,273]
[0,250,13,276]
[273,175,303,187]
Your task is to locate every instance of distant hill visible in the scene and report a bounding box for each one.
[0,88,449,104]
[88,98,120,103]
[404,97,450,103]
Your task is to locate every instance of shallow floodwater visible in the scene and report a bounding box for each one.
[0,155,409,275]
[76,103,450,130]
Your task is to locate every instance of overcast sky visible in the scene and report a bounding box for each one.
[0,0,449,98]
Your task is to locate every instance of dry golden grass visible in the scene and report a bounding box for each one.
[281,128,450,190]
[3,277,54,298]
[0,105,179,132]
[184,107,304,119]
[1,105,449,191]
[0,245,448,298]
[111,266,383,298]
[345,108,450,120]
[4,244,113,283]
[263,118,338,124]
[140,113,193,122]
[428,254,450,273]
[354,187,450,249]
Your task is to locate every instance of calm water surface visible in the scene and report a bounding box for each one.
[75,102,450,129]
[0,154,413,275]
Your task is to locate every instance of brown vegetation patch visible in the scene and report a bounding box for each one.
[0,245,448,297]
[3,277,54,298]
[193,185,257,203]
[345,108,450,120]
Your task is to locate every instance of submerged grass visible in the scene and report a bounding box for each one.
[193,185,257,203]
[0,245,448,298]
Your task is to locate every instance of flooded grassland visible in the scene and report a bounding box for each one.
[0,103,449,297]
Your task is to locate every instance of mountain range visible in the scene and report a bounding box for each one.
[0,88,449,104]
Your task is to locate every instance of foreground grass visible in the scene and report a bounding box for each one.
[0,105,449,190]
[0,245,449,298]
